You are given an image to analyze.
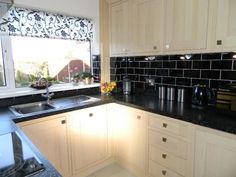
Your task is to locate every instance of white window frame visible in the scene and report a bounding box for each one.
[0,36,99,99]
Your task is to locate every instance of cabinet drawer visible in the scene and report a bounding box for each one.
[148,114,189,138]
[149,130,187,159]
[149,160,184,177]
[149,146,186,176]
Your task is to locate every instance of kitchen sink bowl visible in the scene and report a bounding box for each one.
[9,102,55,117]
[50,95,101,109]
[9,95,101,117]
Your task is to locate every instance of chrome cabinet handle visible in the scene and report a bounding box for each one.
[217,40,222,45]
[162,154,167,159]
[137,115,141,120]
[61,120,66,124]
[162,137,167,142]
[162,170,167,175]
[89,113,93,117]
[163,123,168,128]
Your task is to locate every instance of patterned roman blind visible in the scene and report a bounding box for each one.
[0,7,93,41]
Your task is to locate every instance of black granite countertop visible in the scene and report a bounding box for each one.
[112,94,236,134]
[1,92,236,176]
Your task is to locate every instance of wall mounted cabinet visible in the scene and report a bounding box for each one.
[110,0,130,56]
[109,0,164,56]
[163,0,209,53]
[131,0,164,54]
[208,0,236,52]
[109,0,209,56]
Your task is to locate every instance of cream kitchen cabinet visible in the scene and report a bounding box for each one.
[148,113,195,177]
[130,0,164,54]
[110,0,130,56]
[194,126,236,177]
[208,0,236,52]
[17,114,70,177]
[111,104,147,177]
[109,0,164,56]
[163,0,209,53]
[68,105,110,176]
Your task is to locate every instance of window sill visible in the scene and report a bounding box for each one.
[0,83,100,99]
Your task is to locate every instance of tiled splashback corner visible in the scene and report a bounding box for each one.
[110,52,236,91]
[92,55,101,83]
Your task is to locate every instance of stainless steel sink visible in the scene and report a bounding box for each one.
[9,95,101,117]
[9,102,55,117]
[50,95,101,109]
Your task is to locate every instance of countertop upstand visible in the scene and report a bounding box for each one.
[1,92,236,176]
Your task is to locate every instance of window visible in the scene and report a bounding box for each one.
[11,36,91,88]
[0,41,6,87]
[0,36,94,97]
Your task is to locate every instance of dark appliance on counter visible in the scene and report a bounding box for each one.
[0,132,45,177]
[192,84,214,108]
[123,76,131,95]
[216,84,236,111]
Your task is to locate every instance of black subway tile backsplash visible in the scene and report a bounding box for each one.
[169,69,183,77]
[110,52,236,90]
[221,71,236,80]
[201,70,220,79]
[163,61,176,68]
[184,70,200,78]
[202,53,222,60]
[193,61,210,69]
[211,60,233,70]
[177,60,192,69]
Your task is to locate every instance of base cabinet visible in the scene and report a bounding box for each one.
[17,103,236,177]
[194,127,236,177]
[69,105,109,175]
[111,104,147,177]
[17,114,70,177]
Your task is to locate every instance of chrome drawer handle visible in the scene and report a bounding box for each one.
[163,123,168,128]
[61,120,66,124]
[162,137,167,142]
[89,113,93,117]
[162,170,167,175]
[162,154,167,159]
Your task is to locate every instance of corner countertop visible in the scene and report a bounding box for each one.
[1,92,236,176]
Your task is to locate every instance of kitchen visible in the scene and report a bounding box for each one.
[1,0,236,177]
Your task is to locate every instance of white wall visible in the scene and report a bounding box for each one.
[14,0,100,54]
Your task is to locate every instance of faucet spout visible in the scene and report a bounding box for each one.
[39,77,54,103]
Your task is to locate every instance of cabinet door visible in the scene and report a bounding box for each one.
[112,105,147,174]
[69,105,108,173]
[110,0,130,56]
[194,129,236,177]
[209,0,236,50]
[164,0,208,52]
[18,115,70,177]
[131,0,164,54]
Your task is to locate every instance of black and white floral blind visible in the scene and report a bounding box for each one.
[0,7,93,41]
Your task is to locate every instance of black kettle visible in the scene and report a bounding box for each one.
[192,85,215,107]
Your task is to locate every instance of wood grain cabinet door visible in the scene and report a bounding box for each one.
[164,0,209,52]
[194,128,236,177]
[131,0,164,54]
[110,0,130,56]
[69,105,108,174]
[18,115,70,177]
[208,0,236,51]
